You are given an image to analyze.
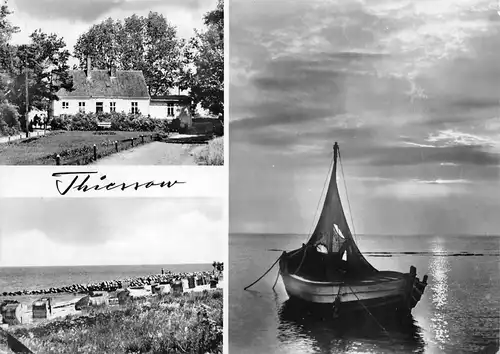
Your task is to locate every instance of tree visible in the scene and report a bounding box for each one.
[0,1,20,135]
[74,18,123,71]
[184,0,224,119]
[74,12,184,96]
[8,30,73,129]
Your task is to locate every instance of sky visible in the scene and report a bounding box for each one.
[6,0,216,66]
[230,0,500,236]
[0,198,225,267]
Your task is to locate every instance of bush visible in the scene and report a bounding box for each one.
[50,116,71,130]
[49,112,171,133]
[193,137,224,165]
[11,290,223,354]
[0,102,21,136]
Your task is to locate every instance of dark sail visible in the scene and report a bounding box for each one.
[297,142,377,278]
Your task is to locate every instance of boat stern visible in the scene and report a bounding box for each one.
[405,265,429,309]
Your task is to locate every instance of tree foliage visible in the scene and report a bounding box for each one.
[74,12,184,96]
[7,30,73,128]
[0,1,20,134]
[184,0,224,119]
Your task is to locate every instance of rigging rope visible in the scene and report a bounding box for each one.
[244,255,282,290]
[347,285,394,344]
[338,148,358,243]
[293,245,308,275]
[305,155,334,244]
[272,268,280,290]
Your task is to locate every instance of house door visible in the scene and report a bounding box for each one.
[96,102,103,113]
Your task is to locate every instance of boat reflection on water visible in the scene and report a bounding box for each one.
[277,298,426,353]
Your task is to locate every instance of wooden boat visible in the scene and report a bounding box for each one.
[279,142,428,315]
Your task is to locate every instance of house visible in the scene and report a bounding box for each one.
[53,57,193,127]
[150,95,192,126]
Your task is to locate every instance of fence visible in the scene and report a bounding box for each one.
[54,133,159,165]
[0,130,46,144]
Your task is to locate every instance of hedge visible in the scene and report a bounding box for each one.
[50,112,171,132]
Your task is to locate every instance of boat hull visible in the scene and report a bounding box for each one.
[278,254,427,314]
[281,271,406,306]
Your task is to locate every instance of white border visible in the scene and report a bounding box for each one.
[0,166,226,198]
[223,0,230,351]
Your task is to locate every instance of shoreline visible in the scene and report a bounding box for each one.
[1,270,218,297]
[1,270,223,328]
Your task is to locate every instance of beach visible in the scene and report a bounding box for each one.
[0,264,223,353]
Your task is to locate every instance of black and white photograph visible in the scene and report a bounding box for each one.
[0,0,223,166]
[229,0,500,353]
[0,198,224,353]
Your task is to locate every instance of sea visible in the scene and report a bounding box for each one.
[229,234,500,354]
[0,263,212,295]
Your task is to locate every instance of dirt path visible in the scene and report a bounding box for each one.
[91,141,201,165]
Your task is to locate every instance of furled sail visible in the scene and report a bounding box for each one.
[305,143,377,275]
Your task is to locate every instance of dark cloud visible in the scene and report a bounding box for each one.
[13,0,204,23]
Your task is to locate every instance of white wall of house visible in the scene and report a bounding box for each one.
[149,102,190,120]
[52,98,150,116]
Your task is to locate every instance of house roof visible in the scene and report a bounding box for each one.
[150,95,191,103]
[57,70,150,99]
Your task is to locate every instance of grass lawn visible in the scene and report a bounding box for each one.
[7,290,223,354]
[0,131,158,165]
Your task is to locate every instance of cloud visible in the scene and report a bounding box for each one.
[414,178,471,184]
[0,210,224,267]
[373,180,469,200]
[440,162,459,166]
[0,198,224,266]
[229,0,500,234]
[12,0,205,23]
[427,129,497,147]
[367,145,500,166]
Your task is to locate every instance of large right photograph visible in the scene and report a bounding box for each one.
[229,1,500,353]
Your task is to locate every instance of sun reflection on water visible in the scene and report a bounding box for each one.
[429,237,451,346]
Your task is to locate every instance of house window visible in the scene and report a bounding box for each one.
[131,102,138,114]
[62,102,69,110]
[96,102,103,113]
[167,103,175,117]
[110,102,116,113]
[78,102,85,113]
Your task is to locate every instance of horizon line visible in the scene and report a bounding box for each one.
[0,262,221,269]
[229,232,500,237]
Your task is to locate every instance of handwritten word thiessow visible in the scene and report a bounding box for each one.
[52,171,186,196]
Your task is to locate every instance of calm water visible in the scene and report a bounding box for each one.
[0,263,212,293]
[229,234,500,353]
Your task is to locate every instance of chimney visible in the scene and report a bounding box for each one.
[86,56,92,80]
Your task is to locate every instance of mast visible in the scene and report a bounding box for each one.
[333,142,338,165]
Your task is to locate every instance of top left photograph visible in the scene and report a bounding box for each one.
[0,0,223,166]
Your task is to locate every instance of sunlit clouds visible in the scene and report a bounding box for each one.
[230,0,500,235]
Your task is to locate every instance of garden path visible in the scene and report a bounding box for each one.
[91,141,198,165]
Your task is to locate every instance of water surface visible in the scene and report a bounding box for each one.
[229,234,500,353]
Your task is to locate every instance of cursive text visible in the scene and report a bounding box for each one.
[52,171,186,196]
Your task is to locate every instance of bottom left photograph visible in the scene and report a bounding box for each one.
[0,197,224,354]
